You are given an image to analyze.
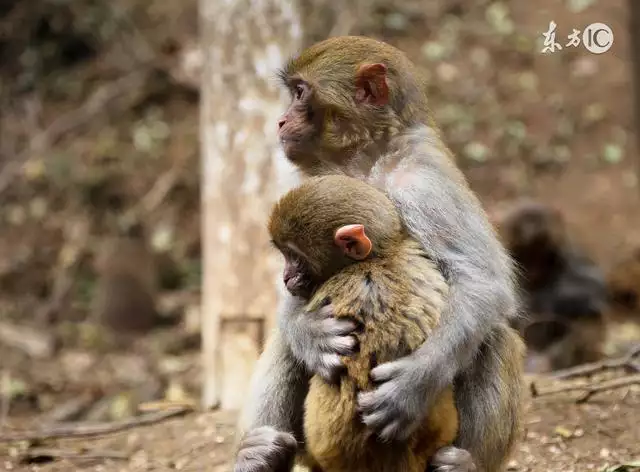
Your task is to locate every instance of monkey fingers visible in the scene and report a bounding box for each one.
[312,353,345,384]
[368,357,405,383]
[292,305,359,382]
[359,409,405,443]
[234,426,298,472]
[315,318,360,383]
[430,446,477,472]
[357,360,427,441]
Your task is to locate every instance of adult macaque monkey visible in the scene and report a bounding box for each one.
[236,36,524,472]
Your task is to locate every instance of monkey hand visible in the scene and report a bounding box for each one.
[283,304,359,383]
[234,426,298,472]
[357,354,449,442]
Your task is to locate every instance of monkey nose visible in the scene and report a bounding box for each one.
[278,118,286,129]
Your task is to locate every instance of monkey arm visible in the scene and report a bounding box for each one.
[359,138,518,441]
[388,153,517,374]
[233,298,311,472]
[358,255,515,440]
[239,296,310,438]
[238,330,308,437]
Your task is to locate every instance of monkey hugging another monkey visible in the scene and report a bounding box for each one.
[265,175,459,472]
[235,36,525,472]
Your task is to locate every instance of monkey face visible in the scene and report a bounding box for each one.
[277,80,324,166]
[279,245,319,299]
[499,201,564,253]
[277,41,396,171]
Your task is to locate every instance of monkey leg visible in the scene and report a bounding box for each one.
[452,323,525,472]
[429,447,476,472]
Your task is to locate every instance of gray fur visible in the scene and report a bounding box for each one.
[238,297,308,437]
[431,446,477,472]
[236,124,524,472]
[234,426,298,472]
[354,126,519,443]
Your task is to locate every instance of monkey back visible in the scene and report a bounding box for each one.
[301,238,458,472]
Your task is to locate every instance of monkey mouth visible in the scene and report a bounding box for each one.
[285,274,313,297]
[285,273,303,291]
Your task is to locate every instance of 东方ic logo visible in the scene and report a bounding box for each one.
[582,23,614,54]
[541,21,614,55]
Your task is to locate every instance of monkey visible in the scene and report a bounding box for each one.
[236,36,525,472]
[93,222,159,334]
[496,199,608,371]
[261,174,459,472]
[520,318,605,373]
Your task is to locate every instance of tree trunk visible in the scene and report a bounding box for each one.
[199,0,302,410]
[630,0,640,195]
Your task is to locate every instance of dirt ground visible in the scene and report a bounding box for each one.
[1,383,639,472]
[1,0,640,470]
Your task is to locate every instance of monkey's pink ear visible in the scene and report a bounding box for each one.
[334,224,372,260]
[355,63,389,106]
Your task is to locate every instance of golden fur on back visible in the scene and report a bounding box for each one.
[301,238,458,472]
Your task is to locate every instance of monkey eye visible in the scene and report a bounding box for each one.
[294,84,305,100]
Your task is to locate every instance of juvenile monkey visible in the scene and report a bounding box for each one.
[497,200,607,371]
[266,175,458,472]
[238,36,525,472]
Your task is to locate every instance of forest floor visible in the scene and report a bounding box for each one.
[1,379,639,472]
[1,0,640,470]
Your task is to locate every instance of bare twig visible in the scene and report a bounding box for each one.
[550,344,640,380]
[138,400,198,412]
[19,447,129,463]
[0,69,152,197]
[35,70,149,150]
[42,392,99,424]
[37,218,91,324]
[531,373,640,403]
[136,164,183,215]
[0,322,56,358]
[105,3,156,63]
[0,406,192,443]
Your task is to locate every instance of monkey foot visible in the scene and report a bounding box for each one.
[429,446,477,472]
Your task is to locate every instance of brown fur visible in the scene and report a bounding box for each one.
[277,36,437,176]
[302,241,456,472]
[269,175,457,472]
[496,200,567,291]
[93,224,158,333]
[497,200,607,372]
[237,36,524,472]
